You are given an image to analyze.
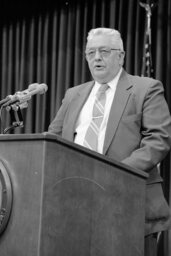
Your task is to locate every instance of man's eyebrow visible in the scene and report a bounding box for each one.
[86,46,110,50]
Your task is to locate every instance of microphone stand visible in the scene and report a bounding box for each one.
[0,83,47,134]
[3,107,24,134]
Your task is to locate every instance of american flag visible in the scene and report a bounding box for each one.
[141,29,153,77]
[140,1,154,77]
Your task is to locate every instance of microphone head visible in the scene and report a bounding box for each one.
[38,83,48,94]
[28,83,40,91]
[28,83,48,94]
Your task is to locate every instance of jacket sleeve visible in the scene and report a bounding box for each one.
[122,80,171,173]
[48,89,71,136]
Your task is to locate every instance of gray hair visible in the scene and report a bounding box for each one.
[87,28,124,51]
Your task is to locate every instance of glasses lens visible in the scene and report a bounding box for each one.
[86,48,113,59]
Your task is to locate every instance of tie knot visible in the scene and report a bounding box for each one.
[97,84,109,95]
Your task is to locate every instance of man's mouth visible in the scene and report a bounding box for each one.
[94,64,105,70]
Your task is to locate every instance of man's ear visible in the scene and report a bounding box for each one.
[119,51,125,65]
[119,51,125,58]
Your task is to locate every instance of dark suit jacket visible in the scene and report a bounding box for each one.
[48,69,171,235]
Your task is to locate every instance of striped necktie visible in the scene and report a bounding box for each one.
[83,84,109,151]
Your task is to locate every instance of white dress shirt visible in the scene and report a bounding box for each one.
[74,68,123,153]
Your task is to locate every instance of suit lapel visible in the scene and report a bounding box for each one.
[66,81,94,141]
[103,71,133,154]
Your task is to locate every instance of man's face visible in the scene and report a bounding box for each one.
[85,34,125,84]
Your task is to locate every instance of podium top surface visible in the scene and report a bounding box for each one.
[0,132,148,180]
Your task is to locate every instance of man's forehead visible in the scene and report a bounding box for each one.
[86,35,114,48]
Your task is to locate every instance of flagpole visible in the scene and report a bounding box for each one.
[140,0,160,167]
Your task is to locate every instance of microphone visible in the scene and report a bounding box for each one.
[2,83,48,108]
[0,83,39,107]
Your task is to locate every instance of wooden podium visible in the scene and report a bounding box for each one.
[0,133,148,256]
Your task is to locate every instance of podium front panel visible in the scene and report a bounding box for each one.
[0,134,147,256]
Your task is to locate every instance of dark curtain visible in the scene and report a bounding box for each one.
[0,0,171,254]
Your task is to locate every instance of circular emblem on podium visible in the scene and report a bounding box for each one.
[0,160,13,235]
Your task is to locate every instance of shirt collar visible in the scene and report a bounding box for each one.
[107,67,123,91]
[93,67,123,94]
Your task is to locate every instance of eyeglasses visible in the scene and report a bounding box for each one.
[85,47,121,60]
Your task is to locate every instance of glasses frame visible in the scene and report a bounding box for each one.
[85,47,122,60]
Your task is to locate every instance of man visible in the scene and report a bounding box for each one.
[48,27,171,255]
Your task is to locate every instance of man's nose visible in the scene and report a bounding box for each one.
[94,50,102,59]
